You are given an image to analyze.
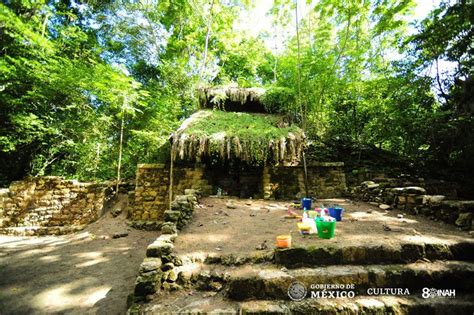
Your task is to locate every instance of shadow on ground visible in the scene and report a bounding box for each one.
[0,200,157,315]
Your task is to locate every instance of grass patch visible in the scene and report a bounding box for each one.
[171,110,305,164]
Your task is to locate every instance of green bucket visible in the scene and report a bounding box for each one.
[315,218,336,239]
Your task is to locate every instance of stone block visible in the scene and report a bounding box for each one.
[364,182,380,190]
[425,243,453,260]
[164,210,181,222]
[146,240,174,257]
[406,195,417,204]
[174,195,189,203]
[134,271,162,297]
[161,222,177,234]
[401,243,425,262]
[441,200,462,213]
[455,213,472,230]
[149,212,159,220]
[139,258,162,273]
[184,189,198,196]
[166,269,178,282]
[402,186,426,195]
[459,201,474,213]
[422,195,446,205]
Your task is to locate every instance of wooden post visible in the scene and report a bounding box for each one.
[169,151,174,211]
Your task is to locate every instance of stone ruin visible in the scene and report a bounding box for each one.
[352,177,473,231]
[128,162,347,229]
[133,189,198,301]
[127,88,350,229]
[0,176,111,236]
[0,88,472,313]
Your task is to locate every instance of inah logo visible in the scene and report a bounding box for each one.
[288,282,307,301]
[422,287,456,298]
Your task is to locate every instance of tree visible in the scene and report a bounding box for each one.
[0,2,147,183]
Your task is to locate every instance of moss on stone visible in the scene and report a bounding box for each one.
[171,110,305,164]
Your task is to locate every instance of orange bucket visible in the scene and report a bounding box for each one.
[276,235,292,248]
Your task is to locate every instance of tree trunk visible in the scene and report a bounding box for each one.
[198,0,215,83]
[295,0,309,198]
[295,0,304,129]
[94,143,101,180]
[116,101,125,194]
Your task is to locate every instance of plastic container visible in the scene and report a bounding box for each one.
[297,223,311,235]
[302,216,318,234]
[328,207,344,221]
[276,235,292,248]
[301,198,312,210]
[315,218,336,239]
[307,210,318,218]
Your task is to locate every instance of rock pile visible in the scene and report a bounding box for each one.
[352,177,473,231]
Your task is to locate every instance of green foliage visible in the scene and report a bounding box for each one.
[267,0,473,183]
[215,37,275,86]
[173,110,304,164]
[1,0,473,189]
[0,2,152,182]
[402,1,474,179]
[184,110,300,139]
[261,87,297,117]
[409,1,473,77]
[0,0,245,183]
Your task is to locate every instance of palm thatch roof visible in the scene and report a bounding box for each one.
[170,110,306,165]
[198,87,266,113]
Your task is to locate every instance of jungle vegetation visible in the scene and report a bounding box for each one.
[1,0,473,187]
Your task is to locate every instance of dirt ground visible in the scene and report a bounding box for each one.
[0,195,158,315]
[141,197,474,314]
[174,197,471,260]
[1,196,471,314]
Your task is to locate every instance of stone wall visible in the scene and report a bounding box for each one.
[346,167,463,199]
[351,177,425,205]
[131,162,347,226]
[173,166,212,197]
[131,164,211,226]
[346,167,395,187]
[263,162,347,200]
[128,162,347,229]
[131,164,170,223]
[0,176,109,236]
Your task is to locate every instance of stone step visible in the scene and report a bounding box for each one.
[274,240,474,268]
[133,292,474,314]
[182,250,274,266]
[240,295,474,315]
[181,261,474,301]
[176,239,474,269]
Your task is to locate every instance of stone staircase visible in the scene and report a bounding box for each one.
[131,238,474,314]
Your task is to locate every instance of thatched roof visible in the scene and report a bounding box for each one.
[171,110,306,165]
[198,87,267,113]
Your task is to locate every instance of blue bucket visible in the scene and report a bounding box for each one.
[301,198,312,210]
[328,207,344,221]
